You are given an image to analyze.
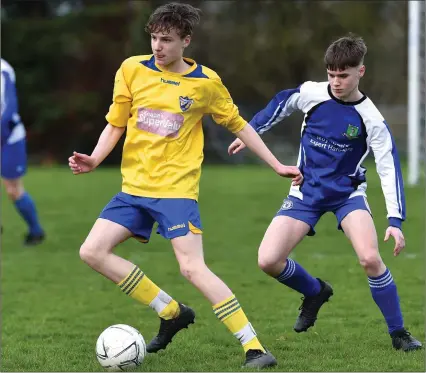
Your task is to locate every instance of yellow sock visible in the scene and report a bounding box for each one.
[213,294,265,353]
[118,266,180,320]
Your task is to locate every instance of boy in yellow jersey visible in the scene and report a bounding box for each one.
[68,2,302,369]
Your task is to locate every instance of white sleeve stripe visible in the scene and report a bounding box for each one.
[1,73,5,116]
[6,122,26,144]
[349,148,370,177]
[272,94,300,125]
[296,144,302,168]
[257,101,282,133]
[257,93,300,134]
[395,163,403,215]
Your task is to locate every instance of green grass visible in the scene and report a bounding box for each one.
[1,164,425,372]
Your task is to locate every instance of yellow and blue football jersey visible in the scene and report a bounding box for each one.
[106,54,247,200]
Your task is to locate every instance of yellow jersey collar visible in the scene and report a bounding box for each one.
[154,57,197,77]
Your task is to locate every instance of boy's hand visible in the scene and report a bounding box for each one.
[68,151,97,175]
[228,138,246,155]
[274,164,303,186]
[384,226,405,256]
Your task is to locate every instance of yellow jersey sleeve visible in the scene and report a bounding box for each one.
[208,77,247,133]
[105,62,132,128]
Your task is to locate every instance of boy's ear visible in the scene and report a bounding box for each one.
[183,35,191,48]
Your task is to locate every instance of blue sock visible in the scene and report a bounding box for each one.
[275,258,321,296]
[14,192,44,236]
[368,268,404,334]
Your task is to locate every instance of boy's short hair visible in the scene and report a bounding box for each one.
[324,33,367,71]
[145,2,201,38]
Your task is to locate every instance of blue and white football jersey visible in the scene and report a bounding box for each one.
[250,81,405,228]
[1,58,26,147]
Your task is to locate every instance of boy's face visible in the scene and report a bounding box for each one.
[327,65,365,100]
[151,29,190,67]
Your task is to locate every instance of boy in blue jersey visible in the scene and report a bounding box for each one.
[228,34,422,352]
[1,58,45,246]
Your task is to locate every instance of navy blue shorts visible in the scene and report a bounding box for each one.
[276,195,372,236]
[99,192,202,243]
[1,140,27,179]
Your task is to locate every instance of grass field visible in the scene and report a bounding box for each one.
[1,164,425,372]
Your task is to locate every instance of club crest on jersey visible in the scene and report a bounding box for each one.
[343,124,359,139]
[280,199,293,210]
[179,96,194,112]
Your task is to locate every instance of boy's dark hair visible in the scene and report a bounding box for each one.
[145,2,201,38]
[324,33,367,71]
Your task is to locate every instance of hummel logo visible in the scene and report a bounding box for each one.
[161,77,180,86]
[167,223,186,231]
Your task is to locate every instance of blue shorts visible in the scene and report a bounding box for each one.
[1,140,27,179]
[99,192,203,242]
[276,195,372,236]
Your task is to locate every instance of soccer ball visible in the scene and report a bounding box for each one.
[96,324,146,371]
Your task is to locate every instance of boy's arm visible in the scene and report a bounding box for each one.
[1,71,18,126]
[234,123,302,183]
[69,124,125,174]
[90,123,126,167]
[249,87,302,134]
[369,120,406,230]
[228,87,303,154]
[208,77,302,184]
[69,62,131,174]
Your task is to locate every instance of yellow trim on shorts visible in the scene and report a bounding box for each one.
[134,236,149,244]
[189,221,202,234]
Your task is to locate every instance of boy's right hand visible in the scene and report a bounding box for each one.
[68,151,97,175]
[228,138,303,185]
[274,164,304,186]
[228,138,246,155]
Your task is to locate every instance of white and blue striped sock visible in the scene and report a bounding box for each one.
[276,258,321,296]
[368,268,404,334]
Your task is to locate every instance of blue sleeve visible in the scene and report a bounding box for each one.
[1,71,18,128]
[249,87,301,134]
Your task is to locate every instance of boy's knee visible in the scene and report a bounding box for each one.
[4,182,24,201]
[179,260,206,282]
[258,254,285,276]
[258,256,273,273]
[79,241,103,267]
[359,252,383,272]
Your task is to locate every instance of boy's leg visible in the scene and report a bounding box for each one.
[340,205,422,351]
[2,178,45,245]
[2,140,44,245]
[80,195,182,322]
[258,198,333,332]
[145,198,274,367]
[167,231,276,368]
[80,218,135,281]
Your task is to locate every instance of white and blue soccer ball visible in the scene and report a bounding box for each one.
[96,324,146,371]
